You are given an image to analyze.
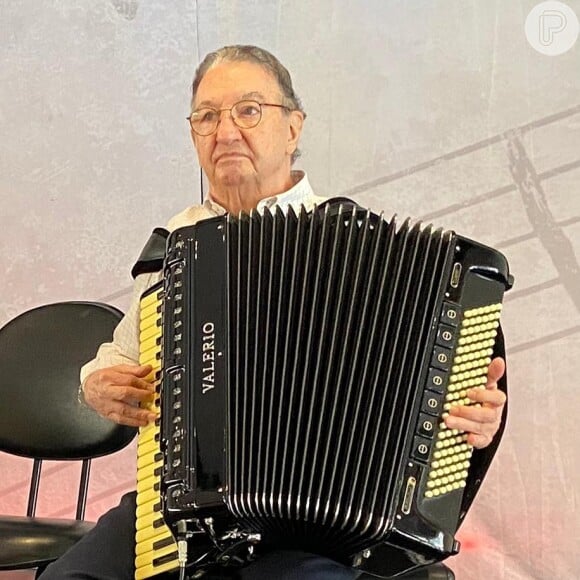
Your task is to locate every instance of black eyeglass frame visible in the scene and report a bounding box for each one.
[186,100,292,136]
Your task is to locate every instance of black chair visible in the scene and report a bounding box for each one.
[0,302,136,577]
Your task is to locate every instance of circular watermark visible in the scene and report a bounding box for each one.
[525,1,579,55]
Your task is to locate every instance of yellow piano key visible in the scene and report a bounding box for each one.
[135,514,169,540]
[137,437,161,459]
[135,557,179,580]
[137,461,161,484]
[141,339,161,360]
[135,542,178,570]
[140,288,163,309]
[139,318,156,334]
[140,294,161,310]
[140,301,161,322]
[135,528,176,556]
[138,425,159,446]
[139,314,159,333]
[135,508,165,532]
[137,451,162,471]
[140,324,161,344]
[140,350,160,369]
[139,421,158,439]
[136,483,160,507]
[136,498,161,521]
[136,472,158,493]
[140,327,160,344]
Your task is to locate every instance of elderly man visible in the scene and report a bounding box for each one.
[40,45,507,580]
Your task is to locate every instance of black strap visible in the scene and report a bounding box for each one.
[315,196,361,215]
[131,227,169,279]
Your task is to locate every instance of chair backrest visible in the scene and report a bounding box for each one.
[0,302,136,518]
[0,301,136,459]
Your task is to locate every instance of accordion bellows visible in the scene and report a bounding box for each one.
[135,203,512,579]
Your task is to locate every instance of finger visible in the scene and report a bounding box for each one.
[444,414,496,438]
[128,375,156,391]
[111,364,153,377]
[102,372,154,392]
[106,414,148,428]
[467,387,506,408]
[447,403,498,423]
[466,432,494,450]
[93,369,153,392]
[486,357,505,387]
[105,401,156,427]
[110,385,156,403]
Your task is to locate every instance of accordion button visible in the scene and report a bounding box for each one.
[431,346,453,371]
[436,324,456,348]
[441,302,461,327]
[411,436,432,463]
[421,390,444,417]
[426,368,448,393]
[417,413,436,439]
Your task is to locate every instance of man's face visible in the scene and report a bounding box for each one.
[191,60,303,193]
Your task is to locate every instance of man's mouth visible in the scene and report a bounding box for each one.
[216,153,248,162]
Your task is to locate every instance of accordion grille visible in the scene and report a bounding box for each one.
[226,206,453,552]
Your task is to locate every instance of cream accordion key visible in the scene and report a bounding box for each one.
[135,285,179,579]
[134,202,513,578]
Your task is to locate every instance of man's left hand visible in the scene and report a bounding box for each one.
[444,357,506,449]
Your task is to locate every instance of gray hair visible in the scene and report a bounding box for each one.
[190,45,305,163]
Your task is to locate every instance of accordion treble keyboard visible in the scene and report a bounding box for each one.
[135,284,178,579]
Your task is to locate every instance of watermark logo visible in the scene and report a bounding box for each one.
[525,1,579,55]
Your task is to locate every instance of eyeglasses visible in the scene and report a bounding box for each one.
[187,99,291,136]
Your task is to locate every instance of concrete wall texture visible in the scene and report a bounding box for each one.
[1,1,579,579]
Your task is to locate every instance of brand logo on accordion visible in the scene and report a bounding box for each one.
[201,322,216,394]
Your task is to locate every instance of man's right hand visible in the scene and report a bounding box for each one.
[82,364,157,427]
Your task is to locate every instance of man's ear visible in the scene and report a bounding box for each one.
[286,110,304,156]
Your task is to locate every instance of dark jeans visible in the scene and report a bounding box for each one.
[38,492,360,579]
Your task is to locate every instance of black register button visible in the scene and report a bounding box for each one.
[411,435,432,462]
[421,390,444,416]
[417,413,437,439]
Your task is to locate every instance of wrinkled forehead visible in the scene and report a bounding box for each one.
[194,61,281,108]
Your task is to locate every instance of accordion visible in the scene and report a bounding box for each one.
[134,203,513,579]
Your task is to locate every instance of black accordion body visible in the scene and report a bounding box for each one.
[134,203,513,579]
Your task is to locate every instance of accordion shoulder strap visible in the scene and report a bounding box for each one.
[316,197,361,215]
[131,227,169,279]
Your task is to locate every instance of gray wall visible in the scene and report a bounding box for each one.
[1,1,579,578]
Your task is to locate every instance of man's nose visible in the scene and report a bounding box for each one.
[215,110,242,142]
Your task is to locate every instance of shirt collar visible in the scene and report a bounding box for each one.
[203,171,324,215]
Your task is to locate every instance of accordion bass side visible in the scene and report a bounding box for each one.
[134,203,513,578]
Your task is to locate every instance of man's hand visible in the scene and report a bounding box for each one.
[82,364,156,427]
[444,357,506,449]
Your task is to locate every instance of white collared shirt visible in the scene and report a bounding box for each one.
[165,171,324,231]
